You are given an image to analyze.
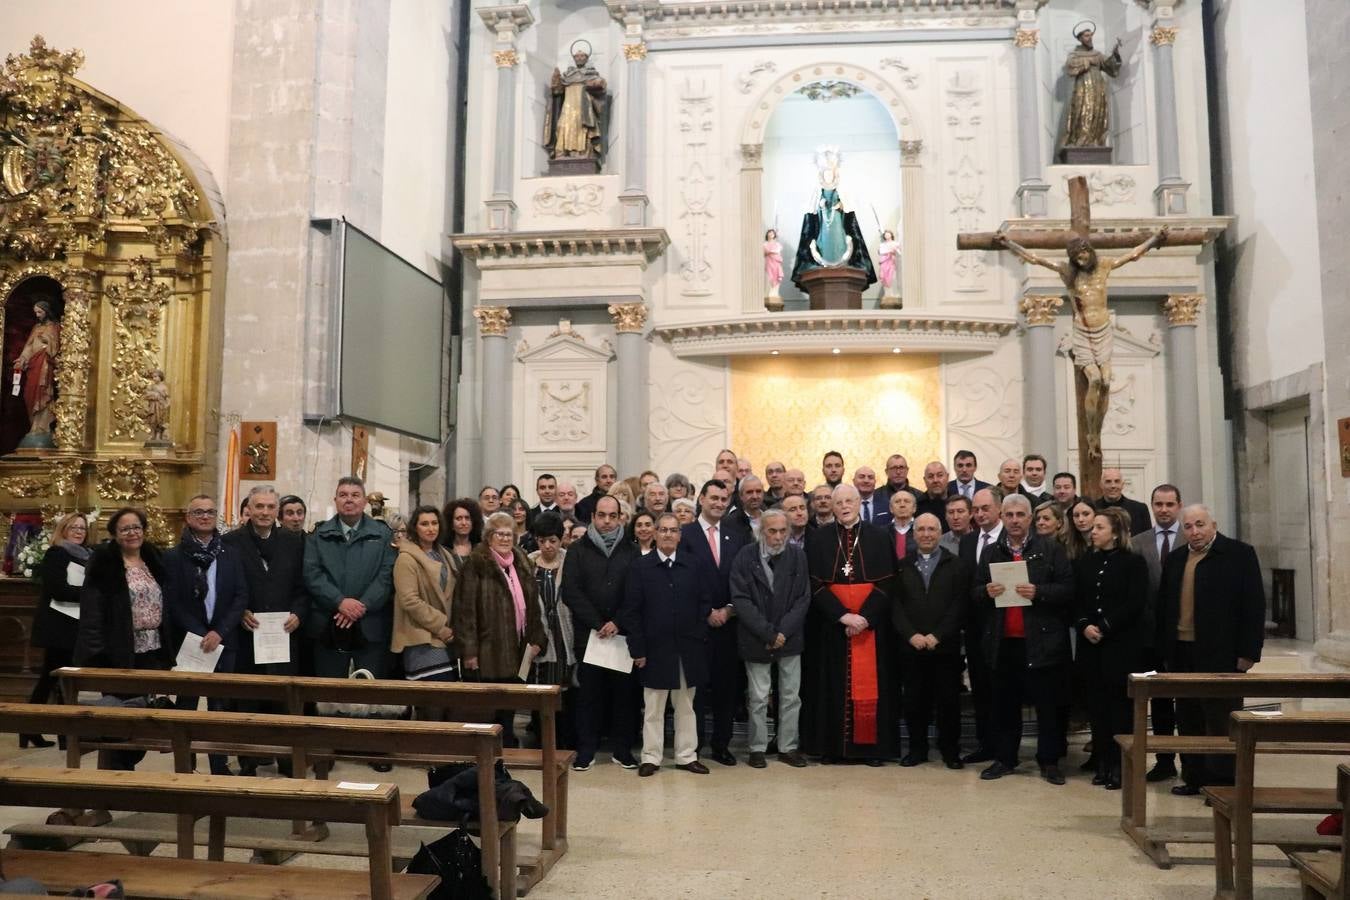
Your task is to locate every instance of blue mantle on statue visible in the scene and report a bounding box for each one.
[790,192,876,292]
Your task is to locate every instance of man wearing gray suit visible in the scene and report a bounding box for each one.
[1131,483,1182,782]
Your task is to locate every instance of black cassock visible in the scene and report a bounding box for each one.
[800,521,899,760]
[790,210,878,292]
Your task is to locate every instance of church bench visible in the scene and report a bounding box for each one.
[1204,712,1350,900]
[1119,672,1350,869]
[0,766,436,900]
[56,666,569,893]
[1286,766,1348,900]
[0,703,514,899]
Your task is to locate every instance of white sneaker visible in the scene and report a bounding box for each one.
[571,759,593,772]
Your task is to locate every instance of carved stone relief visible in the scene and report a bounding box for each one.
[517,322,612,454]
[676,75,716,298]
[879,57,920,90]
[1062,171,1136,206]
[944,363,1023,464]
[647,347,725,485]
[736,61,777,94]
[944,69,988,293]
[532,183,604,216]
[537,380,592,443]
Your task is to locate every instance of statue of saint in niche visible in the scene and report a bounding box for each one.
[1057,20,1123,163]
[11,296,60,448]
[544,40,608,174]
[790,148,876,291]
[143,368,171,446]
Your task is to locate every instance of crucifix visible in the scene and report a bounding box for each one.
[957,176,1209,497]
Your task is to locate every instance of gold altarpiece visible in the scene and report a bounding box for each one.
[0,38,224,545]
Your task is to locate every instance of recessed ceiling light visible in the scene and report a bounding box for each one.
[831,347,841,355]
[770,349,780,355]
[892,347,902,354]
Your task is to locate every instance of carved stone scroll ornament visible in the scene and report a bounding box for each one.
[532,183,603,216]
[538,380,591,443]
[104,258,172,441]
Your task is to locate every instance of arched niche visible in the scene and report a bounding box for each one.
[738,62,927,312]
[0,37,223,543]
[0,274,64,456]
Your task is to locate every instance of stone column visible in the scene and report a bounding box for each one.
[898,139,925,308]
[1162,294,1205,501]
[1149,12,1190,216]
[1020,295,1063,462]
[474,306,513,487]
[741,144,772,311]
[609,302,649,475]
[619,38,649,226]
[1012,25,1049,217]
[478,6,534,231]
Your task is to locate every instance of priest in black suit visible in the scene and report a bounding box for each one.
[678,478,753,766]
[801,484,898,764]
[1094,468,1151,536]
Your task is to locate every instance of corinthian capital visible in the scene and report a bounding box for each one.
[493,49,520,68]
[608,302,648,334]
[1162,293,1204,326]
[1013,29,1039,49]
[1019,294,1063,326]
[474,306,512,336]
[1150,25,1178,46]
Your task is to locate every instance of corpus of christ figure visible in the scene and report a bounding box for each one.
[992,225,1166,461]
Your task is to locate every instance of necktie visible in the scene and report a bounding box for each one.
[1159,529,1172,562]
[666,558,673,570]
[862,499,871,521]
[979,532,990,563]
[706,525,720,565]
[964,483,973,501]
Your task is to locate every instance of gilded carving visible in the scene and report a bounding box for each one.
[1149,26,1178,46]
[104,257,171,441]
[1019,294,1063,326]
[493,49,520,68]
[1013,29,1039,48]
[51,269,93,449]
[622,43,648,61]
[1163,293,1205,326]
[94,457,159,502]
[474,305,512,336]
[0,476,47,498]
[608,301,648,333]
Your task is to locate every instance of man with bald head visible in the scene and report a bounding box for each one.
[782,468,806,498]
[853,467,881,523]
[915,461,951,531]
[763,461,787,507]
[801,484,899,763]
[1094,468,1151,536]
[878,453,922,507]
[993,458,1021,503]
[893,512,971,768]
[1156,504,1265,795]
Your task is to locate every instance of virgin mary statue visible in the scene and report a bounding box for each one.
[790,148,875,292]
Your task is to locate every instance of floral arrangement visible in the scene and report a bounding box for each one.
[15,529,50,579]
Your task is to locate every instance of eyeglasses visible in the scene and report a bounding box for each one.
[116,525,144,535]
[489,530,514,539]
[655,527,682,534]
[187,508,217,518]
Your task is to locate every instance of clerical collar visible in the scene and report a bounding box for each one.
[918,549,938,562]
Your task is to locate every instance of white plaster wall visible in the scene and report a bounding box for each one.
[1215,0,1324,388]
[0,1,235,193]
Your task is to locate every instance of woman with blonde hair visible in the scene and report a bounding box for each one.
[608,480,637,523]
[23,512,92,747]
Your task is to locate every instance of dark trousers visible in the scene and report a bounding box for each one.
[1148,650,1177,765]
[1084,672,1130,772]
[964,625,995,754]
[992,639,1065,768]
[175,695,232,774]
[576,662,637,763]
[27,645,73,706]
[1170,642,1239,787]
[696,624,740,753]
[902,652,962,759]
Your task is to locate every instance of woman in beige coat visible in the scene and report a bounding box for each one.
[392,505,457,684]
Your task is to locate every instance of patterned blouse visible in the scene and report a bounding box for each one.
[126,563,163,654]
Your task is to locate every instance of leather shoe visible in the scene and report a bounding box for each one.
[980,761,1014,780]
[1040,765,1065,785]
[778,751,808,768]
[676,761,710,775]
[962,750,993,764]
[1146,762,1178,783]
[1171,783,1202,796]
[747,752,766,769]
[943,757,964,770]
[1105,770,1122,790]
[638,763,659,777]
[1091,770,1108,786]
[613,755,639,770]
[899,753,926,767]
[369,762,393,773]
[864,758,885,767]
[710,749,737,767]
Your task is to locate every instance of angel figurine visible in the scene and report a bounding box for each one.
[763,228,784,297]
[878,230,901,295]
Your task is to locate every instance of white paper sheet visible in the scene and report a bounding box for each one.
[49,600,80,620]
[252,612,292,665]
[65,561,85,587]
[517,643,539,681]
[989,561,1032,608]
[175,633,223,673]
[337,782,380,790]
[583,630,634,674]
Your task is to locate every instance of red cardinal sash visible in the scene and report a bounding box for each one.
[829,582,878,745]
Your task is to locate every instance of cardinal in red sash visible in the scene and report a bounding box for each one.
[801,484,899,763]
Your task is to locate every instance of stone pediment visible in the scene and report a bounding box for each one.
[655,311,1016,358]
[515,321,615,363]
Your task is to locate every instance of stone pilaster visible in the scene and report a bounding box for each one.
[478,5,534,231]
[609,302,649,476]
[899,139,925,307]
[620,37,649,226]
[1149,7,1189,215]
[474,306,513,487]
[1020,295,1063,462]
[1162,293,1205,501]
[1012,20,1049,217]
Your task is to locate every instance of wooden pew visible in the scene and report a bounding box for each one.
[0,766,436,900]
[1119,673,1350,868]
[0,703,514,899]
[56,667,569,893]
[1204,712,1350,900]
[1286,764,1350,899]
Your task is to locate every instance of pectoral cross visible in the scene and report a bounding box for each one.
[957,177,1213,498]
[841,560,853,578]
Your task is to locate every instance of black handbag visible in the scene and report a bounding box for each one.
[405,830,492,900]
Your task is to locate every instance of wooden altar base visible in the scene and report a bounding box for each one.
[799,267,869,310]
[1059,146,1113,165]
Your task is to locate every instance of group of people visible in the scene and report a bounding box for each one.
[24,448,1265,794]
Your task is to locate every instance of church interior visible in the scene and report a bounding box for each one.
[0,0,1346,897]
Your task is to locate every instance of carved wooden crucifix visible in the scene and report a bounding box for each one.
[958,176,1208,497]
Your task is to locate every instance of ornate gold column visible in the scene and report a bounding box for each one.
[609,302,649,474]
[1163,293,1205,500]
